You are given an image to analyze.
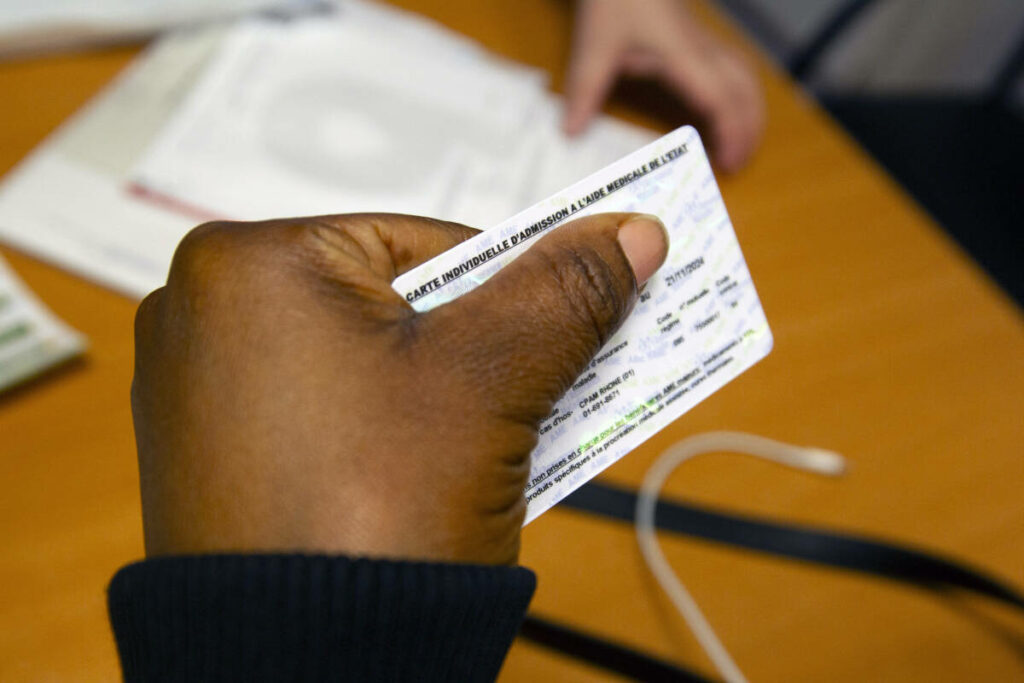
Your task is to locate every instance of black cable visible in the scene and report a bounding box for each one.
[561,481,1024,610]
[518,481,1024,681]
[520,614,716,683]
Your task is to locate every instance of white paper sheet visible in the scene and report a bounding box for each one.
[130,9,656,229]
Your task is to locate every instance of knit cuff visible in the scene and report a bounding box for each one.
[108,554,536,682]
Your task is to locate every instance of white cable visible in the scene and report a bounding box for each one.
[635,432,846,683]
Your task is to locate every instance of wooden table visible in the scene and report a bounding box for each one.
[1,2,1022,680]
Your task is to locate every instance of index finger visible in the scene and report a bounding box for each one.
[303,213,480,281]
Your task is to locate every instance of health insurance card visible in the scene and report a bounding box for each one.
[393,126,773,524]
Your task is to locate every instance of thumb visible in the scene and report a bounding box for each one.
[422,213,668,425]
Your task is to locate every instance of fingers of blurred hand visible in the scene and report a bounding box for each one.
[564,2,623,136]
[422,213,669,423]
[662,41,764,172]
[567,0,765,171]
[716,50,765,170]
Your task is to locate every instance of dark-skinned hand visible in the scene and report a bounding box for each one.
[132,212,668,565]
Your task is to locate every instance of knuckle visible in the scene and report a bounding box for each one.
[168,221,238,288]
[175,220,232,257]
[133,288,163,337]
[167,219,298,295]
[544,244,628,347]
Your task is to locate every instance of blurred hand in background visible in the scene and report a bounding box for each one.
[565,0,764,172]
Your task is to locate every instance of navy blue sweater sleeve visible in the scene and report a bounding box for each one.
[107,555,536,682]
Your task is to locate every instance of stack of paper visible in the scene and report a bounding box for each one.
[0,26,226,298]
[0,256,84,393]
[0,0,656,299]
